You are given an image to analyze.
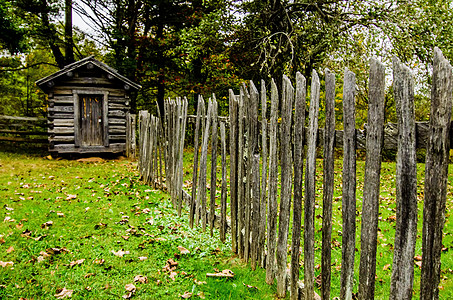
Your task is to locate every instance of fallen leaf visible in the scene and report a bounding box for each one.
[94,258,105,264]
[138,256,147,261]
[46,247,68,255]
[6,246,14,253]
[41,221,53,229]
[383,264,391,271]
[85,286,92,291]
[112,249,130,257]
[57,212,65,217]
[125,283,136,292]
[315,274,322,287]
[180,292,193,299]
[4,216,15,222]
[122,292,133,299]
[65,194,77,200]
[194,279,207,285]
[94,223,107,230]
[134,275,148,283]
[122,235,130,240]
[206,269,234,278]
[54,287,73,298]
[84,273,96,278]
[197,291,206,299]
[415,261,422,269]
[16,223,24,229]
[388,215,396,221]
[414,255,422,261]
[0,237,5,244]
[69,259,85,267]
[169,271,178,281]
[0,261,14,268]
[243,283,258,290]
[178,246,190,255]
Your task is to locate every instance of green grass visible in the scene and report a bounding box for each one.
[180,148,453,299]
[0,149,277,299]
[1,147,452,299]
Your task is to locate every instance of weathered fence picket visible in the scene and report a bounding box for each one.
[340,68,357,300]
[304,70,321,300]
[290,72,306,300]
[389,56,418,300]
[358,59,386,300]
[420,47,452,300]
[276,75,294,298]
[136,48,452,300]
[321,68,336,300]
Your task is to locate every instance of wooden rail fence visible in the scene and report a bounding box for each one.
[0,115,48,144]
[138,48,452,300]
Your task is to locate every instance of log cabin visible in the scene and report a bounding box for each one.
[36,56,141,155]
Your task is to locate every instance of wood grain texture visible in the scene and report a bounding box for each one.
[290,72,306,300]
[340,68,357,300]
[190,97,204,229]
[420,47,452,300]
[220,122,228,243]
[389,57,418,300]
[266,79,279,285]
[209,97,218,236]
[304,70,320,300]
[358,59,386,300]
[276,75,294,298]
[228,90,239,252]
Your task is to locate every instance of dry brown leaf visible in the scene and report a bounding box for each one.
[65,194,77,200]
[84,273,96,278]
[134,275,148,284]
[94,258,105,264]
[16,223,23,229]
[138,256,147,261]
[41,220,53,229]
[6,246,14,253]
[57,212,65,217]
[180,291,193,299]
[112,249,130,257]
[197,291,206,299]
[69,259,85,267]
[122,292,133,299]
[54,287,73,298]
[388,215,396,221]
[0,261,13,268]
[414,255,423,261]
[383,264,391,271]
[46,247,68,255]
[125,283,136,292]
[0,237,5,244]
[178,246,190,255]
[122,235,130,240]
[169,271,178,281]
[415,261,422,269]
[206,269,234,278]
[243,283,259,290]
[194,279,207,285]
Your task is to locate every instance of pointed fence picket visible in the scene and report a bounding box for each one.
[137,48,452,299]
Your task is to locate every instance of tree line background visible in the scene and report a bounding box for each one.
[1,0,452,128]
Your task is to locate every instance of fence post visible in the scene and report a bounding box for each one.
[304,70,321,300]
[266,79,279,285]
[420,47,453,300]
[389,56,418,300]
[237,87,246,258]
[190,96,205,228]
[340,68,357,300]
[290,72,306,300]
[321,69,336,300]
[209,97,218,236]
[258,80,268,267]
[276,75,294,298]
[220,121,228,242]
[229,90,239,252]
[358,59,386,300]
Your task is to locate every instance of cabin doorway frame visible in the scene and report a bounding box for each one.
[73,90,109,148]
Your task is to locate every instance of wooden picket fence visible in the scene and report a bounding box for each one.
[138,48,452,300]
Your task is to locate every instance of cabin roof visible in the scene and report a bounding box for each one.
[35,56,141,91]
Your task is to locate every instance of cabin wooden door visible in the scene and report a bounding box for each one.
[80,95,104,146]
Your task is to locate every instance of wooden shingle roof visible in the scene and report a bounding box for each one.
[36,56,141,91]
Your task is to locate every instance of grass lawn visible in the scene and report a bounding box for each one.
[0,148,276,299]
[0,147,452,299]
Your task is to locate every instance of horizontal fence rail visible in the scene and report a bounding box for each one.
[138,48,452,300]
[0,115,48,144]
